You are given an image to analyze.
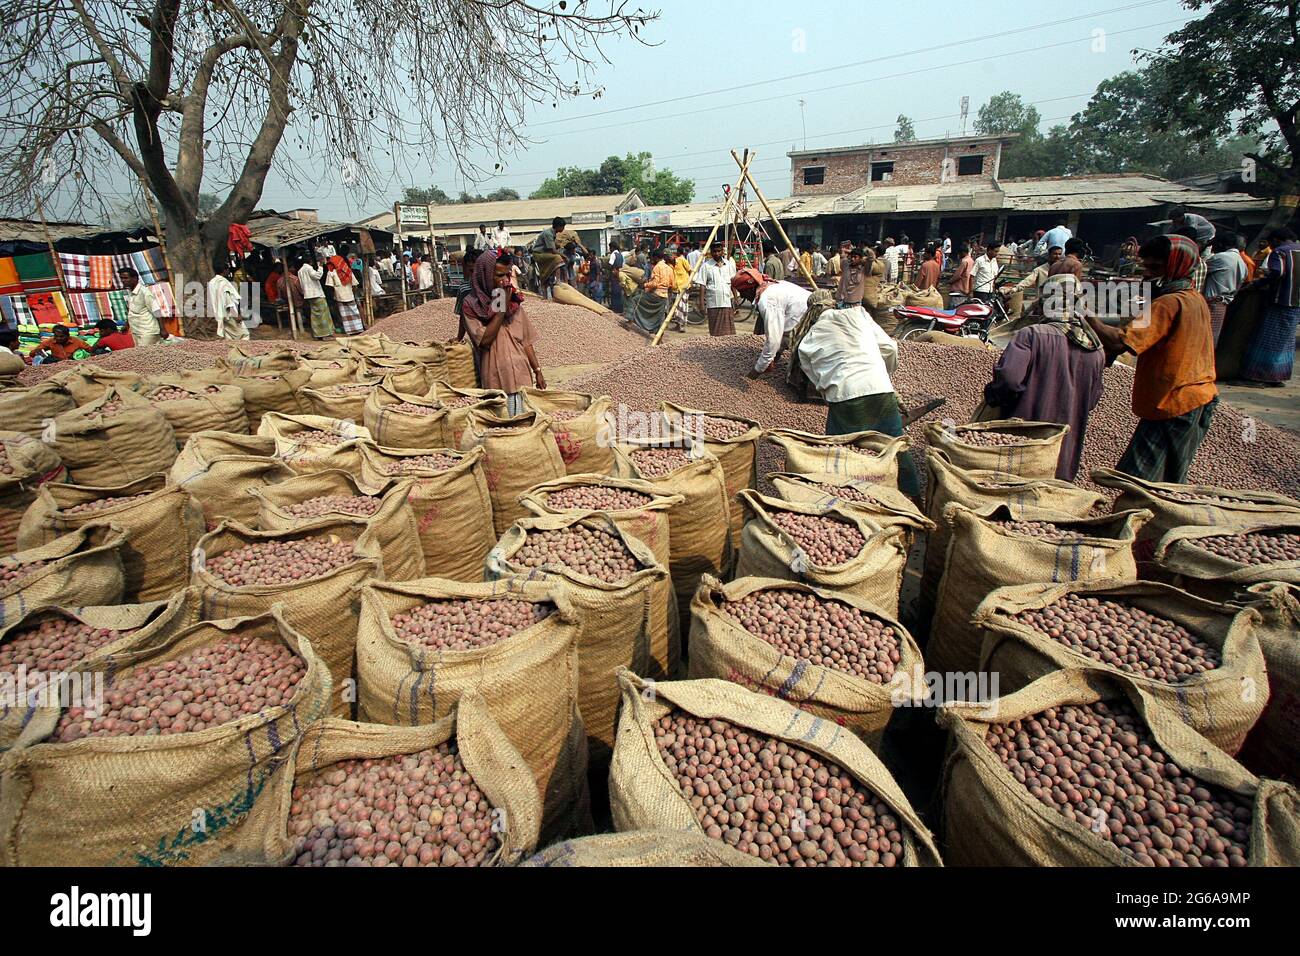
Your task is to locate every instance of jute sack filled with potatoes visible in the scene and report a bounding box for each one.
[768,472,934,554]
[221,346,300,373]
[191,518,384,718]
[925,419,1068,480]
[734,490,909,618]
[0,430,66,557]
[460,409,565,537]
[1092,467,1300,568]
[927,503,1149,675]
[523,830,767,867]
[355,357,432,397]
[49,364,144,406]
[765,428,909,487]
[378,337,446,366]
[170,432,295,528]
[302,380,378,423]
[299,356,359,389]
[938,667,1300,867]
[354,443,495,583]
[356,578,589,843]
[0,380,76,440]
[521,388,614,477]
[362,384,451,449]
[612,436,731,638]
[248,696,538,867]
[188,365,313,431]
[609,672,943,867]
[687,576,926,749]
[1236,583,1300,784]
[488,513,675,761]
[974,580,1269,755]
[518,474,682,571]
[47,388,178,487]
[257,411,369,476]
[441,341,477,389]
[134,380,248,444]
[662,402,762,552]
[0,587,205,750]
[252,468,425,582]
[428,383,508,446]
[18,473,205,604]
[1153,521,1300,603]
[0,607,331,867]
[1,523,127,626]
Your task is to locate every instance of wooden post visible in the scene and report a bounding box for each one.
[137,180,184,336]
[650,150,756,347]
[732,150,818,289]
[278,247,300,339]
[33,197,74,326]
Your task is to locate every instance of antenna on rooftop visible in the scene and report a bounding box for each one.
[959,96,970,136]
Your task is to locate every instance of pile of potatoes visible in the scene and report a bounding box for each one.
[653,712,906,866]
[148,386,221,402]
[441,396,481,409]
[549,410,584,422]
[768,511,866,566]
[98,399,125,416]
[629,447,691,478]
[1161,491,1255,505]
[545,485,652,511]
[380,453,460,476]
[61,491,155,516]
[1,617,135,675]
[0,558,45,584]
[289,430,348,449]
[806,482,881,504]
[720,588,900,684]
[282,494,381,518]
[388,402,442,417]
[954,429,1032,447]
[991,519,1088,541]
[0,446,11,476]
[287,743,500,867]
[1011,594,1220,682]
[206,535,358,587]
[1192,530,1300,565]
[511,526,639,584]
[390,598,554,652]
[53,634,305,741]
[693,416,750,441]
[984,700,1251,866]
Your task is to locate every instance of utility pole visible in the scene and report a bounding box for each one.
[798,99,807,150]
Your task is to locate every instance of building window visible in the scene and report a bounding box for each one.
[802,166,826,186]
[958,154,984,176]
[870,161,894,182]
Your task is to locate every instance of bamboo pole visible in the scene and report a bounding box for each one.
[650,150,756,347]
[137,180,184,336]
[731,149,819,289]
[394,203,409,311]
[33,197,74,327]
[279,247,300,339]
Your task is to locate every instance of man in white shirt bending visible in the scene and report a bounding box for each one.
[737,275,810,378]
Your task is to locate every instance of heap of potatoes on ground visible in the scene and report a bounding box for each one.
[0,333,1297,868]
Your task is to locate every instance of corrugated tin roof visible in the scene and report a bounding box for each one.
[362,190,643,233]
[245,215,395,248]
[0,217,127,244]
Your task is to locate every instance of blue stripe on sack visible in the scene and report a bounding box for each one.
[780,710,801,738]
[266,719,282,755]
[776,658,808,700]
[242,731,257,795]
[801,716,824,743]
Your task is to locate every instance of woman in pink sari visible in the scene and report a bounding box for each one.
[460,251,545,414]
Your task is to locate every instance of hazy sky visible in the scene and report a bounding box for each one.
[60,0,1200,223]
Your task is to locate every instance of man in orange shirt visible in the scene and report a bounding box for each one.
[1086,235,1218,483]
[644,249,685,332]
[915,248,941,291]
[33,324,91,363]
[949,244,974,306]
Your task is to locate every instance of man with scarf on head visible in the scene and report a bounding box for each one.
[983,286,1105,481]
[1086,234,1218,483]
[460,250,544,416]
[733,268,809,379]
[325,249,363,334]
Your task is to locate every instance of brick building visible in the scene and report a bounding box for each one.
[789,134,1016,196]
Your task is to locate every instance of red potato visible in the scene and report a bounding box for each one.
[510,525,639,584]
[148,386,222,402]
[1192,530,1300,565]
[1,618,135,675]
[954,429,1033,447]
[380,453,461,476]
[282,494,382,518]
[206,535,358,587]
[991,519,1090,542]
[544,485,653,511]
[387,402,442,417]
[59,491,155,516]
[0,558,46,585]
[768,510,866,566]
[628,446,692,479]
[390,598,554,652]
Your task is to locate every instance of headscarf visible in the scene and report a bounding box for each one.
[463,250,522,321]
[328,254,354,285]
[731,266,773,300]
[1039,313,1102,352]
[1155,234,1200,297]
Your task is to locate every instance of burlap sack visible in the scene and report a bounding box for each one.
[662,403,762,552]
[192,518,384,717]
[734,490,910,618]
[337,334,384,356]
[521,389,615,476]
[769,472,934,552]
[356,578,588,841]
[1093,467,1300,567]
[1,523,127,626]
[938,667,1298,866]
[353,442,495,583]
[257,411,369,476]
[925,419,1068,479]
[379,338,446,366]
[612,437,731,640]
[687,575,926,748]
[1154,521,1300,603]
[48,388,178,487]
[302,381,378,423]
[170,431,295,528]
[299,357,359,388]
[0,431,65,557]
[610,672,943,865]
[253,697,541,866]
[442,341,477,388]
[362,384,451,449]
[252,469,425,582]
[0,607,331,866]
[304,342,352,360]
[904,286,944,309]
[928,504,1149,675]
[50,364,144,405]
[0,587,205,749]
[135,381,248,444]
[923,450,1106,612]
[460,410,566,537]
[488,513,675,760]
[355,357,431,396]
[766,428,909,487]
[18,474,205,603]
[1236,583,1299,783]
[0,352,23,380]
[220,346,300,373]
[975,580,1269,755]
[224,367,314,429]
[431,383,508,447]
[0,381,76,439]
[518,474,683,571]
[523,829,768,867]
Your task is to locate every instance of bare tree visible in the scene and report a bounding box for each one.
[0,0,657,285]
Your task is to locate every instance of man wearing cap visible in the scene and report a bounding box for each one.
[735,270,809,378]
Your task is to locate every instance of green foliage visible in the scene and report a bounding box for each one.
[530,152,693,204]
[974,92,1041,139]
[401,184,453,205]
[894,115,916,143]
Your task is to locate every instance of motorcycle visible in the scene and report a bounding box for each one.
[892,292,1011,343]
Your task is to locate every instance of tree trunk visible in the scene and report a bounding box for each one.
[1250,184,1299,255]
[162,205,221,339]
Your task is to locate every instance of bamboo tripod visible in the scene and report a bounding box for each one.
[650,148,816,346]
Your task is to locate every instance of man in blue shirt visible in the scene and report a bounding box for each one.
[1042,219,1073,255]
